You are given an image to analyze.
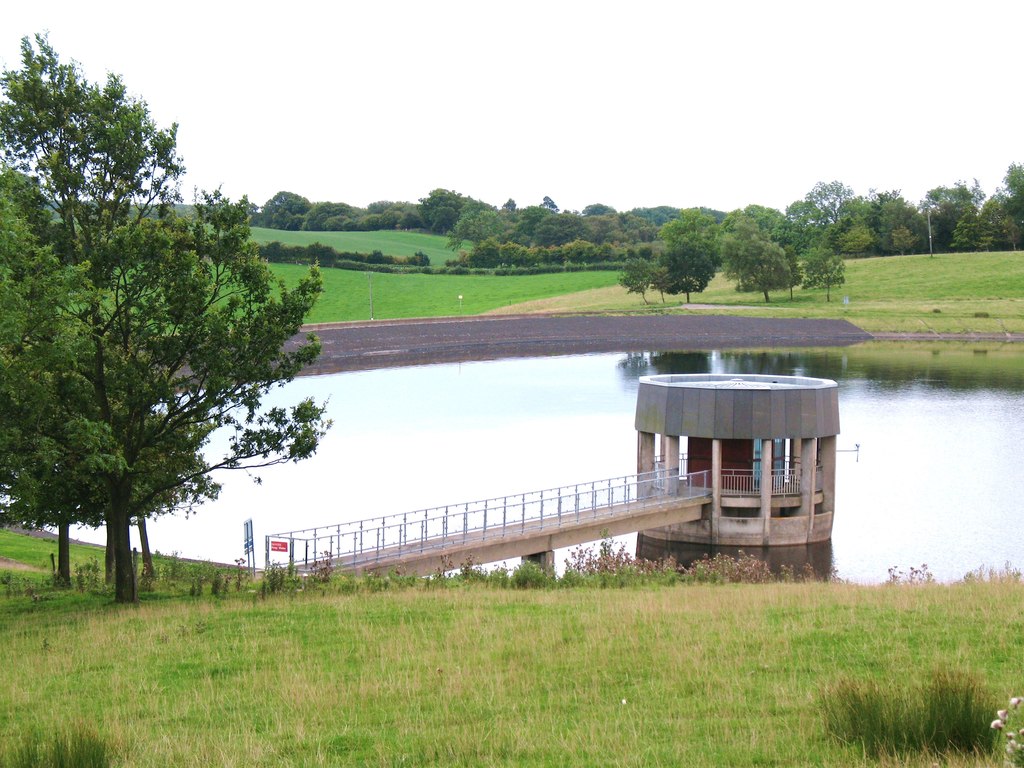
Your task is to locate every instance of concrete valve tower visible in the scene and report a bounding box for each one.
[634,373,839,549]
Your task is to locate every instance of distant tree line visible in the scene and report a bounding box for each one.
[258,241,429,269]
[252,164,1024,267]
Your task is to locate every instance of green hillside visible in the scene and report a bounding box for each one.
[250,227,463,265]
[269,250,1024,334]
[271,264,620,323]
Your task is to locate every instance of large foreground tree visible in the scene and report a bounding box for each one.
[0,35,329,602]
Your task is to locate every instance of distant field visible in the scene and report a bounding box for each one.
[484,251,1024,335]
[271,264,621,323]
[250,227,463,265]
[270,250,1024,334]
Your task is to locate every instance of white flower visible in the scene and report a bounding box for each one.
[1012,696,1022,709]
[993,719,1005,730]
[999,709,1009,720]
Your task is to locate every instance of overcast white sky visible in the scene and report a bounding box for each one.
[3,1,1021,215]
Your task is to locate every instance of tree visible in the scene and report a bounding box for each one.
[0,169,101,585]
[838,223,875,256]
[921,180,985,253]
[251,191,312,230]
[719,215,791,302]
[657,208,720,302]
[867,190,924,255]
[805,180,855,227]
[418,188,465,234]
[618,258,654,303]
[582,203,616,216]
[1003,163,1024,244]
[303,201,357,231]
[509,205,554,244]
[1,35,330,603]
[540,196,559,213]
[447,202,503,251]
[532,211,586,247]
[801,247,846,302]
[890,225,918,255]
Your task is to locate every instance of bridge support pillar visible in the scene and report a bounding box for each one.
[820,435,837,515]
[710,438,722,544]
[637,431,655,498]
[523,550,555,571]
[800,437,818,540]
[760,438,773,546]
[663,434,680,495]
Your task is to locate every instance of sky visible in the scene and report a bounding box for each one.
[3,1,1022,215]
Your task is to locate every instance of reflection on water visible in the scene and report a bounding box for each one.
[74,341,1024,583]
[635,535,837,581]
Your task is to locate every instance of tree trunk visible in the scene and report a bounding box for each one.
[105,524,115,584]
[763,290,770,303]
[138,517,155,578]
[108,489,138,604]
[56,523,71,587]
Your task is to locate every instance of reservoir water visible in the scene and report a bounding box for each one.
[73,341,1024,583]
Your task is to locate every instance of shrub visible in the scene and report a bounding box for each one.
[820,669,997,759]
[510,560,552,589]
[679,551,775,584]
[73,559,103,593]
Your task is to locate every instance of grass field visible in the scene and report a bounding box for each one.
[269,250,1024,333]
[0,530,1020,767]
[278,265,622,323]
[250,227,463,265]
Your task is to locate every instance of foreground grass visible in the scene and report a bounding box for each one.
[0,566,1020,767]
[271,250,1024,334]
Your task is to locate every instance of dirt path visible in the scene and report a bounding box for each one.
[299,314,875,373]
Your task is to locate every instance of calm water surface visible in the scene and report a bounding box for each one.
[74,343,1024,583]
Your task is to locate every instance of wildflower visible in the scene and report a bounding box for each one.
[1012,697,1023,709]
[621,699,627,705]
[994,720,1005,730]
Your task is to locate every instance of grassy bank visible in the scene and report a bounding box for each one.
[271,250,1024,334]
[0,564,1019,767]
[2,536,1021,767]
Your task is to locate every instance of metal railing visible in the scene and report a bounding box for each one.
[267,468,712,570]
[720,466,823,496]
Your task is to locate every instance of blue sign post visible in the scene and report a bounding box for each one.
[243,518,255,576]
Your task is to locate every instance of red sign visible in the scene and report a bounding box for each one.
[270,540,289,553]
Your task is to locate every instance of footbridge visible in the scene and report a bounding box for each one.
[266,469,712,576]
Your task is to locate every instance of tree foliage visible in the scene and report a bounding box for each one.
[0,35,329,603]
[801,247,846,301]
[418,188,466,234]
[657,208,720,302]
[618,258,654,303]
[720,215,790,302]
